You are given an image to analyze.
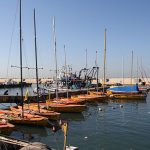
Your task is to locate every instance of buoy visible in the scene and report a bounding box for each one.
[120,105,123,108]
[112,107,115,109]
[98,107,102,111]
[66,146,79,150]
[84,136,88,139]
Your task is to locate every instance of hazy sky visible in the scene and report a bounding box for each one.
[0,0,150,79]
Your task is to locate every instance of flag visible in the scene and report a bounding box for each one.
[24,89,29,101]
[61,122,68,136]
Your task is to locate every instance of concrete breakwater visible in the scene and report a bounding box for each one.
[0,77,149,85]
[0,78,53,84]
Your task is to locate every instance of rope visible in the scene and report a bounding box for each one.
[139,66,145,83]
[143,68,150,84]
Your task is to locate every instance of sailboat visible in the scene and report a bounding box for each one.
[45,17,86,113]
[6,0,50,126]
[11,8,60,121]
[86,50,108,101]
[72,40,108,102]
[107,51,147,100]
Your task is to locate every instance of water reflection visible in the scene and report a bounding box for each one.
[109,99,146,104]
[61,113,85,121]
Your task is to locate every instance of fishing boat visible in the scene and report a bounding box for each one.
[43,18,86,113]
[0,118,15,134]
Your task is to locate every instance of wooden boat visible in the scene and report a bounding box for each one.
[0,135,54,150]
[2,1,51,128]
[10,105,60,120]
[0,118,15,134]
[72,92,107,102]
[107,84,147,100]
[0,109,50,127]
[57,97,86,105]
[109,93,147,100]
[45,101,86,113]
[41,19,86,113]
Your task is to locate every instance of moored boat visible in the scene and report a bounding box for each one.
[0,118,15,134]
[109,93,147,100]
[107,84,147,100]
[57,97,86,105]
[0,109,50,127]
[45,101,86,113]
[10,105,60,120]
[72,92,107,102]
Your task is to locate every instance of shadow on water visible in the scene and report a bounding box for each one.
[11,125,48,142]
[60,113,85,121]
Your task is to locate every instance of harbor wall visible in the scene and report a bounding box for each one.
[0,77,149,85]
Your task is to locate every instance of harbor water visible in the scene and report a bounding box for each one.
[0,87,150,150]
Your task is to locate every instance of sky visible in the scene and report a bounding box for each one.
[0,0,150,79]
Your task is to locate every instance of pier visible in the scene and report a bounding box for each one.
[0,87,108,103]
[0,135,53,150]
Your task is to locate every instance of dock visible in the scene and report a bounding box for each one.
[0,87,108,103]
[0,135,54,150]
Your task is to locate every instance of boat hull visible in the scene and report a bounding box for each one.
[45,102,86,113]
[0,110,50,127]
[0,123,15,134]
[109,94,147,100]
[77,94,107,102]
[11,106,60,121]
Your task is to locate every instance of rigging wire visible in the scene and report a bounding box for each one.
[141,66,150,84]
[6,0,19,78]
[36,40,44,79]
[139,66,146,83]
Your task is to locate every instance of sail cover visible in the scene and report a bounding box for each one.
[107,84,139,93]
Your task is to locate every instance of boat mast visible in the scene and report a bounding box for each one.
[34,9,40,112]
[85,49,87,69]
[130,51,133,85]
[20,0,24,117]
[103,29,106,93]
[53,17,58,100]
[137,57,139,84]
[96,50,99,93]
[85,49,88,91]
[122,56,124,85]
[64,45,68,98]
